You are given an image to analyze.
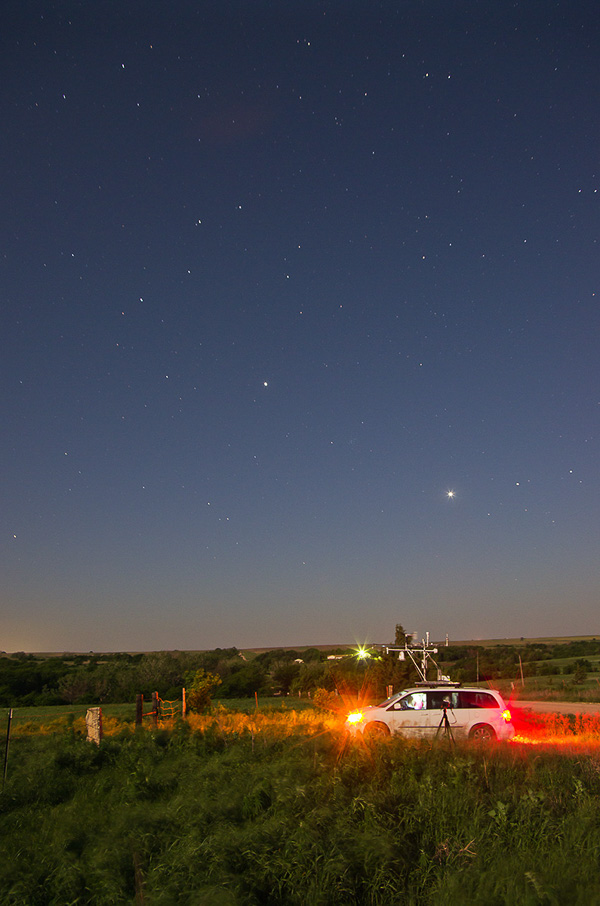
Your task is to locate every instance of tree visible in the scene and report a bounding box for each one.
[395,624,409,646]
[272,663,300,695]
[217,664,267,698]
[57,670,93,704]
[573,659,590,684]
[301,647,322,662]
[184,668,222,713]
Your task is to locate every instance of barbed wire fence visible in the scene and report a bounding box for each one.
[136,690,185,727]
[1,688,186,788]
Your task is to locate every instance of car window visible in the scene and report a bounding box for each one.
[459,691,500,709]
[398,692,427,710]
[378,693,404,708]
[428,691,459,710]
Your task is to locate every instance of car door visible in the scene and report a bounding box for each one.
[425,690,461,737]
[385,691,428,737]
[458,690,501,736]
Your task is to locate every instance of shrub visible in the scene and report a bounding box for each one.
[312,687,339,711]
[184,669,222,713]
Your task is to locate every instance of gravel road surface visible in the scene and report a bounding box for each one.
[515,700,600,715]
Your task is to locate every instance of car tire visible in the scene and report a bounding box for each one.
[364,722,391,739]
[469,723,496,742]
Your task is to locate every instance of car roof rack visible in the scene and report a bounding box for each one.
[414,681,461,688]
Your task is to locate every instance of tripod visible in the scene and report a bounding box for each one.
[435,702,455,744]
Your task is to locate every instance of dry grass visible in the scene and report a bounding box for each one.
[185,703,342,737]
[7,703,344,741]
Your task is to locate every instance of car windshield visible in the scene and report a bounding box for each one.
[377,690,409,708]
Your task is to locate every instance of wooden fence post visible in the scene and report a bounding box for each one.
[182,687,186,719]
[135,694,143,726]
[152,691,159,728]
[3,708,12,790]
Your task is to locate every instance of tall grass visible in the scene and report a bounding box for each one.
[2,711,600,904]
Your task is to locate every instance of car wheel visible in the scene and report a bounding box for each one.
[364,722,391,739]
[469,723,496,742]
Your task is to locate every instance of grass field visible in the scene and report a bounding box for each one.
[2,703,600,904]
[0,696,315,738]
[447,635,600,647]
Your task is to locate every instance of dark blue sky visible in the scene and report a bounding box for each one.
[2,1,598,651]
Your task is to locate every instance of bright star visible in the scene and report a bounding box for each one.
[447,490,455,499]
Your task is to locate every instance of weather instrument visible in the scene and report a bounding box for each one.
[384,632,450,683]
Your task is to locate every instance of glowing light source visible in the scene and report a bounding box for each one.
[356,646,371,660]
[502,709,512,723]
[447,490,455,499]
[347,712,364,724]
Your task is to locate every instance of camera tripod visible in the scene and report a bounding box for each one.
[434,702,455,744]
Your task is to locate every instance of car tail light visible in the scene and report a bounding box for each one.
[502,709,511,722]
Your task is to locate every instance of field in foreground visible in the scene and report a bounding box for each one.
[2,708,600,905]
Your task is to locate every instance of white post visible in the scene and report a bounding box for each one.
[86,707,102,745]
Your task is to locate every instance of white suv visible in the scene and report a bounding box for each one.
[345,684,514,742]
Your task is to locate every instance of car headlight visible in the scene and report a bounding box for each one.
[346,711,364,724]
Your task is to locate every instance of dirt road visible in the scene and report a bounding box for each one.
[515,700,600,715]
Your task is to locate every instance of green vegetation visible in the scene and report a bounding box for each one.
[3,635,600,712]
[184,668,222,713]
[0,646,407,709]
[437,640,600,702]
[2,712,600,904]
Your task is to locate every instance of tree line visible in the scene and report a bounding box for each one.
[2,635,599,707]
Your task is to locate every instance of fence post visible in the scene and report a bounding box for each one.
[86,707,103,745]
[182,687,187,719]
[3,708,12,790]
[519,654,525,687]
[152,691,159,728]
[136,694,143,726]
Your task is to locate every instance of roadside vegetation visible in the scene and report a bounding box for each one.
[2,632,600,710]
[2,709,600,904]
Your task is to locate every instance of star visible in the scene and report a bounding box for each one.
[447,490,455,499]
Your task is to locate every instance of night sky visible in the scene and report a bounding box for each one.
[2,1,598,652]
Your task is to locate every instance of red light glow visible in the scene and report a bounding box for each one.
[508,707,600,750]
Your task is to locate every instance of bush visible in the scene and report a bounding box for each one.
[312,687,339,711]
[184,669,222,713]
